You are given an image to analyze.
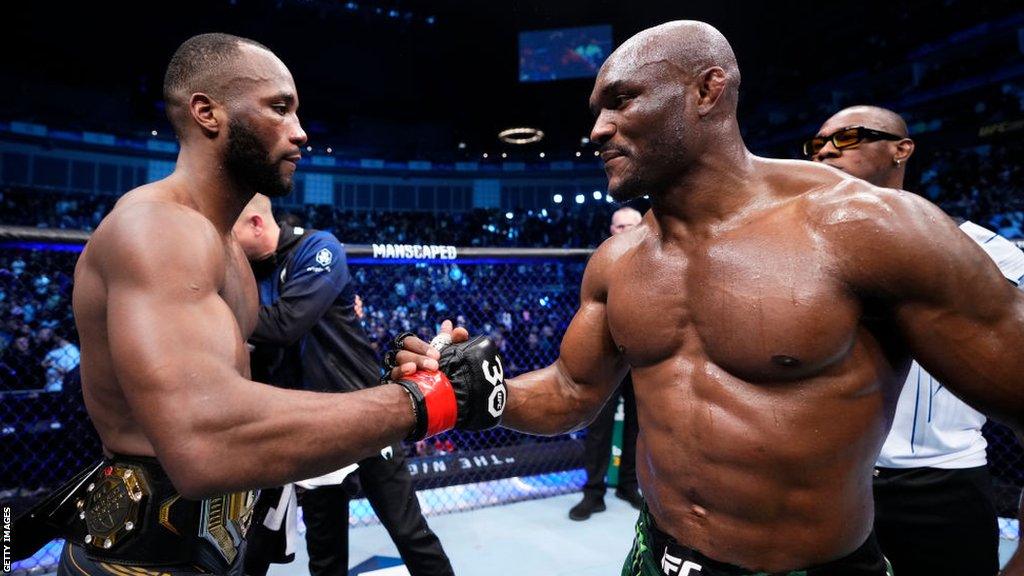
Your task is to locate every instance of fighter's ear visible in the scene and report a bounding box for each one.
[894,138,915,163]
[250,214,265,236]
[695,66,728,117]
[188,93,223,137]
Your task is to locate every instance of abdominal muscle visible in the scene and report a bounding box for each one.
[630,345,893,572]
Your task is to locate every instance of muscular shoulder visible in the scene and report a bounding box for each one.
[801,179,953,246]
[799,180,966,296]
[90,196,225,289]
[582,217,648,302]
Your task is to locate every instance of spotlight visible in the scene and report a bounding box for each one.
[498,127,544,145]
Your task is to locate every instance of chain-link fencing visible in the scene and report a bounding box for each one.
[1,228,1022,573]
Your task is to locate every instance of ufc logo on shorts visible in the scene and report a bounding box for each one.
[661,548,702,576]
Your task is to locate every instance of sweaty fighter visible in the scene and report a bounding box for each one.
[17,33,502,575]
[414,21,1023,575]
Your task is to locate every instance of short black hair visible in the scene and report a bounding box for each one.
[162,33,271,135]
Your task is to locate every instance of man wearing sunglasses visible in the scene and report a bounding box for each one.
[807,105,1024,576]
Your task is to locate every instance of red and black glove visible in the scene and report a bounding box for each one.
[385,333,507,441]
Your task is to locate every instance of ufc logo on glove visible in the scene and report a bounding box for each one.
[391,334,508,441]
[482,355,506,417]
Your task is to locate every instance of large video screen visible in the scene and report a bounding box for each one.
[519,25,612,82]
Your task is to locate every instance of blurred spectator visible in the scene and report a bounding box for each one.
[42,331,80,392]
[0,334,46,390]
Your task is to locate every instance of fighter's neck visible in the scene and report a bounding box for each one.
[879,172,906,191]
[169,149,253,236]
[649,147,763,240]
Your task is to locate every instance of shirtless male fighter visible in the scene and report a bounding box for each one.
[13,33,503,575]
[398,21,1024,576]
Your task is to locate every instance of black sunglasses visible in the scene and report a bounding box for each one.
[802,126,903,158]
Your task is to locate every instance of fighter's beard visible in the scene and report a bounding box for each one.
[224,118,292,198]
[607,175,648,202]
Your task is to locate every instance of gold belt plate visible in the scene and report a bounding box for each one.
[79,464,149,550]
[198,489,259,564]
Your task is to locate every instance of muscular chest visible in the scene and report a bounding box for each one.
[221,246,259,339]
[606,231,861,381]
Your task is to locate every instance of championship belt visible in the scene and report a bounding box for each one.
[12,456,258,573]
[78,463,151,551]
[197,490,258,565]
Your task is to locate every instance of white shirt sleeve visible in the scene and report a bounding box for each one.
[958,221,1024,285]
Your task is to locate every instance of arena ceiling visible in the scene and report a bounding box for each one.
[4,0,1020,159]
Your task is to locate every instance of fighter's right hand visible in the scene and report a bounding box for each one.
[384,321,506,440]
[382,332,444,381]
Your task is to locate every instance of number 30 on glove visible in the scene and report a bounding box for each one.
[392,335,508,441]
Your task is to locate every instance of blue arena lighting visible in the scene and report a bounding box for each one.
[575,194,585,204]
[505,212,514,220]
[348,257,572,266]
[592,190,602,200]
[0,242,84,253]
[552,194,563,204]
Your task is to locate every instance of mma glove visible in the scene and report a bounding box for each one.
[383,333,507,441]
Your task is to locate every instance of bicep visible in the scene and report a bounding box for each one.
[558,299,627,396]
[556,248,628,398]
[872,200,1024,425]
[888,202,1022,352]
[896,287,1024,428]
[107,275,248,447]
[99,211,251,459]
